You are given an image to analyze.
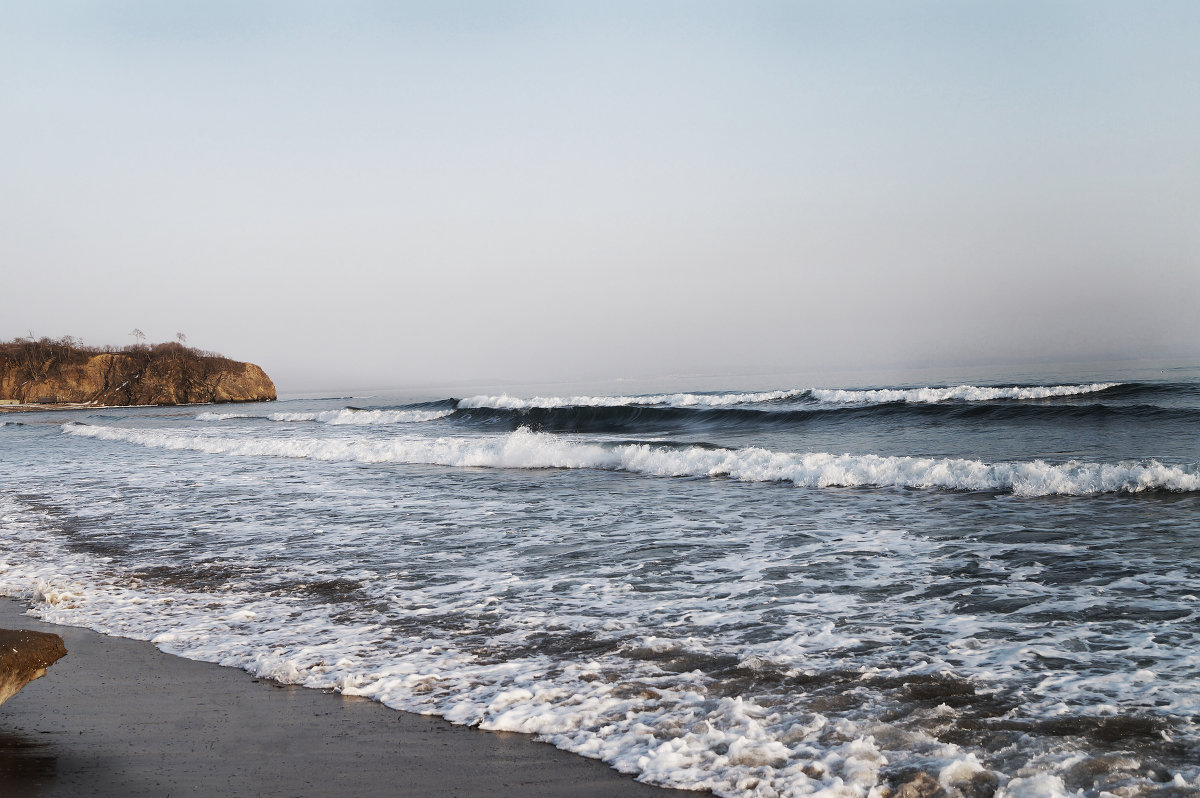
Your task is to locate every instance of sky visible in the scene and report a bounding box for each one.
[2,1,1198,392]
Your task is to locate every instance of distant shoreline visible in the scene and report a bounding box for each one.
[0,400,265,414]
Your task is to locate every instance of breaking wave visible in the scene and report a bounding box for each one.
[458,389,807,409]
[431,383,1149,433]
[62,424,1200,496]
[442,401,1199,434]
[196,411,252,421]
[267,409,453,425]
[457,383,1121,411]
[809,382,1121,404]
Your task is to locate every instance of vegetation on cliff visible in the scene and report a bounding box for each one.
[0,336,276,406]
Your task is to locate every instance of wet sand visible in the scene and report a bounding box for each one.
[0,599,698,797]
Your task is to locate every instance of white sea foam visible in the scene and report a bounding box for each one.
[268,409,452,425]
[810,383,1120,405]
[314,408,453,425]
[11,378,1200,797]
[458,390,808,410]
[60,424,1199,496]
[6,412,1200,798]
[0,495,939,798]
[196,411,252,421]
[269,412,318,422]
[457,383,1121,411]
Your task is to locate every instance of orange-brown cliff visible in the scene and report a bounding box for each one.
[0,339,276,406]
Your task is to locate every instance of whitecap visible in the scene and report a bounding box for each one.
[811,383,1121,405]
[60,424,1199,496]
[457,390,808,410]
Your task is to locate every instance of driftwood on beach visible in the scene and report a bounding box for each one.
[0,629,67,707]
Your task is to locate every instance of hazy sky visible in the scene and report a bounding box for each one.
[2,2,1197,391]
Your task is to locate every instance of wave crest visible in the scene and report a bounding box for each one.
[456,383,1122,411]
[811,383,1120,404]
[268,409,453,425]
[61,424,1198,497]
[457,390,807,410]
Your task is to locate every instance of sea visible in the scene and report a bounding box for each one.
[2,363,1198,797]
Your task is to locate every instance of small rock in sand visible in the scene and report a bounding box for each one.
[0,628,67,707]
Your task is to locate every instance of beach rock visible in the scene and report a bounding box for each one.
[882,770,948,798]
[0,629,68,707]
[952,771,999,798]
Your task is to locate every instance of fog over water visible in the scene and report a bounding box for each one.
[1,2,1197,391]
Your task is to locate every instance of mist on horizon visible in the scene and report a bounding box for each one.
[2,2,1197,392]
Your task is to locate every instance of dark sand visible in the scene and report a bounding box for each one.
[0,599,698,797]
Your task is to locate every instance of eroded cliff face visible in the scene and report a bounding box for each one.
[0,342,276,406]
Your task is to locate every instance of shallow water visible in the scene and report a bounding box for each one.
[2,372,1198,797]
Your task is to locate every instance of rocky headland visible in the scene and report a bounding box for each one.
[0,337,276,407]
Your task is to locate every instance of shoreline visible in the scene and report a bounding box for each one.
[0,403,103,414]
[0,598,699,797]
[0,400,269,414]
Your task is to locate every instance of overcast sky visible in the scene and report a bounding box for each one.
[2,1,1197,391]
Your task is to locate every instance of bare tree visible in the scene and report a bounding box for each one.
[130,328,146,348]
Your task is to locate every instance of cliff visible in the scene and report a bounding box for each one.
[0,339,276,406]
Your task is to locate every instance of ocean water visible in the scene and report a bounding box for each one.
[2,369,1199,797]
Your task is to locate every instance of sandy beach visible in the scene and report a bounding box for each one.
[0,599,697,797]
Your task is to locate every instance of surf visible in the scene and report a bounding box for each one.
[62,423,1200,496]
